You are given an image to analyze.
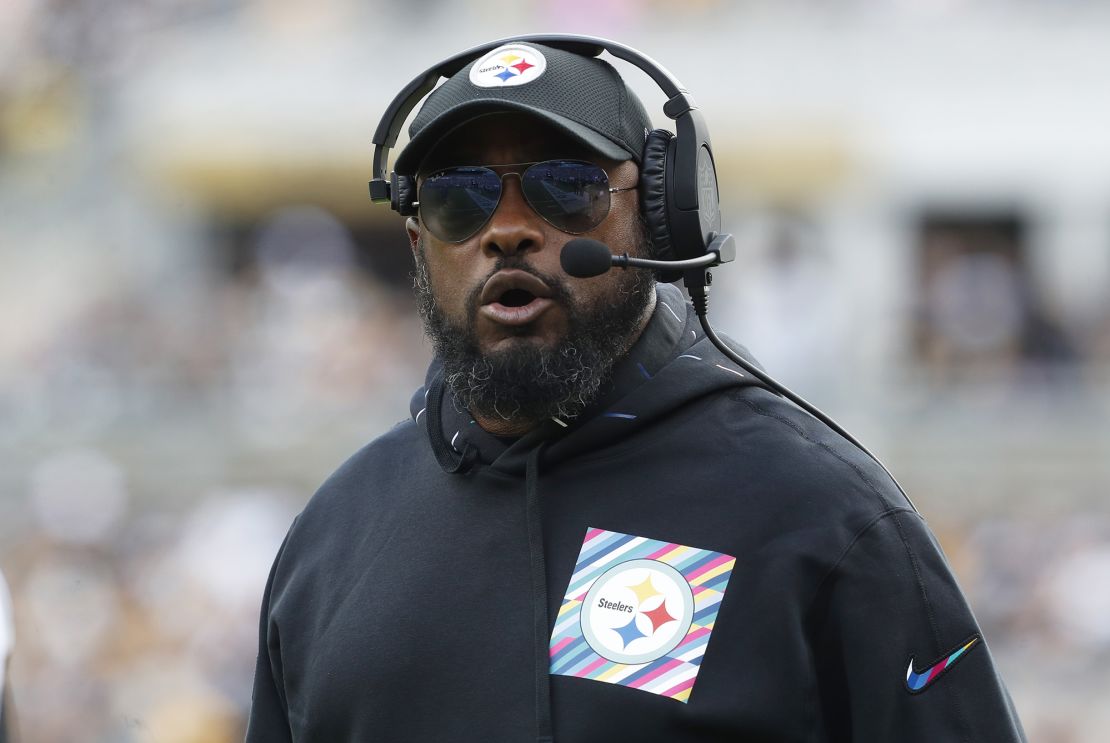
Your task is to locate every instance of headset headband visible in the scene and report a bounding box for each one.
[370,33,701,185]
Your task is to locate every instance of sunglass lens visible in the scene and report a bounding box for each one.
[418,167,501,242]
[520,161,611,234]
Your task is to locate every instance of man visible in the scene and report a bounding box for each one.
[247,40,1025,741]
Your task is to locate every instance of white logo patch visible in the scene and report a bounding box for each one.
[581,558,695,665]
[468,44,547,88]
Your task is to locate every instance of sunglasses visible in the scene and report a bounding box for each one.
[416,160,636,243]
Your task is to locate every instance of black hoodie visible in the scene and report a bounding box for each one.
[246,283,1026,742]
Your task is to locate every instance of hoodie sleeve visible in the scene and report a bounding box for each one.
[245,530,295,743]
[811,509,1026,742]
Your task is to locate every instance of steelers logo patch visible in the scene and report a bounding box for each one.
[550,528,736,703]
[468,44,547,88]
[581,559,695,665]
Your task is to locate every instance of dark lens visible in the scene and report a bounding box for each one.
[520,161,610,234]
[418,167,502,242]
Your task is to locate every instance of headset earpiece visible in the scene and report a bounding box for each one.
[639,111,722,283]
[662,106,721,268]
[639,129,682,282]
[392,173,418,216]
[639,129,673,259]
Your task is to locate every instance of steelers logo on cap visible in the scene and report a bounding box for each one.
[469,44,547,88]
[580,559,695,665]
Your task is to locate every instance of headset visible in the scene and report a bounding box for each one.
[368,33,732,284]
[368,34,917,513]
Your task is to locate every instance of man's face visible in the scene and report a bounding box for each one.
[407,112,656,430]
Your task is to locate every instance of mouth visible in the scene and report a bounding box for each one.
[497,288,538,307]
[478,270,556,327]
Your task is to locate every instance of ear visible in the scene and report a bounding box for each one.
[405,217,420,253]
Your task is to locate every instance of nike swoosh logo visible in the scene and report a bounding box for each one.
[905,635,981,693]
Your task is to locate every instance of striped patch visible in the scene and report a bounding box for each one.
[550,528,735,703]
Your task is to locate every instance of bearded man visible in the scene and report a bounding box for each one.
[246,39,1025,742]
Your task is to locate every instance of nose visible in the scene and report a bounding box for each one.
[479,174,545,258]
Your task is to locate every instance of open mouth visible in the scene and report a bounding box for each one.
[478,269,555,326]
[498,288,537,308]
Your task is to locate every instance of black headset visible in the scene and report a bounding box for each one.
[368,33,728,282]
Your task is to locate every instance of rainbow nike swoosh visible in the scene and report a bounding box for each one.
[905,635,981,693]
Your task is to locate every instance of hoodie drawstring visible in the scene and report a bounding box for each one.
[425,373,554,738]
[525,445,554,743]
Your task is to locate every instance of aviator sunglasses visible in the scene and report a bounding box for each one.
[416,160,637,243]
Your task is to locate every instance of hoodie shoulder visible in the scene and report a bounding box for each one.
[328,418,422,485]
[289,419,427,533]
[718,384,916,522]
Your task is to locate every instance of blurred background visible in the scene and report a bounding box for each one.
[2,0,1109,740]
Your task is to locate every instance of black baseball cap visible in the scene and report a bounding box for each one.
[394,41,653,175]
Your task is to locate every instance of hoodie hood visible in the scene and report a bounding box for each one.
[409,283,764,477]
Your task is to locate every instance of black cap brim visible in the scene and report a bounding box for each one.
[393,99,635,175]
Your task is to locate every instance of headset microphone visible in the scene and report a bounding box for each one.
[561,236,736,279]
[560,239,614,278]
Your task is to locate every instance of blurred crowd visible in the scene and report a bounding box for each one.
[1,221,429,742]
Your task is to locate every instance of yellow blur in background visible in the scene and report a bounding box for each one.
[2,1,1110,741]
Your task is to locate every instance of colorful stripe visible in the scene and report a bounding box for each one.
[904,636,981,693]
[549,527,736,703]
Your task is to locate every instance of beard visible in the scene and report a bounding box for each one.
[413,236,656,427]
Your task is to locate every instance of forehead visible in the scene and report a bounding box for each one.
[417,112,618,173]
